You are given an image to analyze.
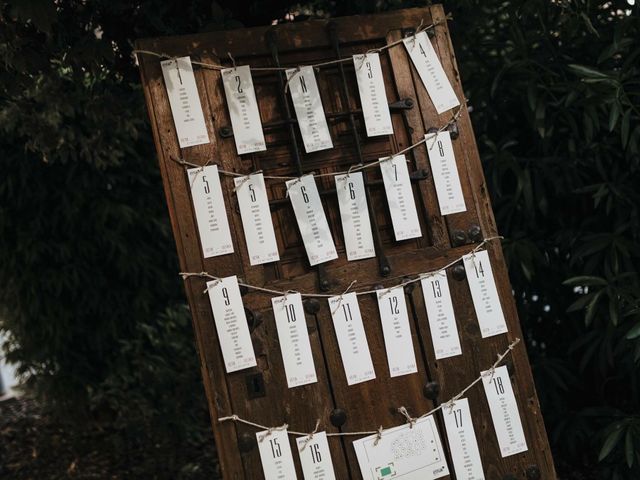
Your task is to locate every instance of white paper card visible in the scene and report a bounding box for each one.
[353,416,449,480]
[353,53,393,137]
[403,32,460,114]
[286,175,338,266]
[328,293,376,385]
[334,173,375,261]
[221,65,266,155]
[296,431,337,480]
[206,276,256,373]
[482,365,528,457]
[188,165,234,258]
[160,56,209,148]
[234,173,280,265]
[425,131,466,215]
[271,293,317,388]
[442,398,485,480]
[376,287,418,377]
[380,155,422,241]
[463,250,508,338]
[286,66,333,153]
[257,429,298,480]
[421,271,462,359]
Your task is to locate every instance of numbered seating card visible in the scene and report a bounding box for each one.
[206,276,256,373]
[353,416,449,480]
[271,293,318,388]
[327,293,376,385]
[296,431,337,480]
[188,165,234,258]
[442,398,485,480]
[221,65,266,155]
[420,271,462,359]
[403,32,460,114]
[353,53,393,136]
[376,287,418,377]
[286,66,333,153]
[257,429,298,480]
[463,250,508,338]
[234,173,280,265]
[160,56,209,148]
[380,155,422,241]
[482,365,528,457]
[425,131,466,215]
[334,172,376,261]
[286,175,338,266]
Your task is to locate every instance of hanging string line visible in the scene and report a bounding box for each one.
[132,14,452,73]
[168,102,466,182]
[218,337,520,439]
[179,235,503,298]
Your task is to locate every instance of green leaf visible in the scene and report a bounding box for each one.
[599,425,624,461]
[563,276,608,287]
[625,428,634,467]
[626,323,640,340]
[568,64,609,79]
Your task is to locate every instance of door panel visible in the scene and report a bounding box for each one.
[136,5,556,479]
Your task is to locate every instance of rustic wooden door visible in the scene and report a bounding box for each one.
[136,5,556,479]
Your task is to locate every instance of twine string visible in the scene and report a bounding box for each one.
[217,338,519,439]
[132,15,452,73]
[182,236,504,299]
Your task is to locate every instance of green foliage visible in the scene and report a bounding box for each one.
[445,0,640,477]
[1,0,639,478]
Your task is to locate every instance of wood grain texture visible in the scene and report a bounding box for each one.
[136,5,556,479]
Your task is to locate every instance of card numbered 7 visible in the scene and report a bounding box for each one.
[160,56,209,148]
[482,365,528,457]
[380,154,422,241]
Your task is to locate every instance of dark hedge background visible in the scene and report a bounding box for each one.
[1,0,639,478]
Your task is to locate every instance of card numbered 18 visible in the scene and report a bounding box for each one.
[482,365,528,457]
